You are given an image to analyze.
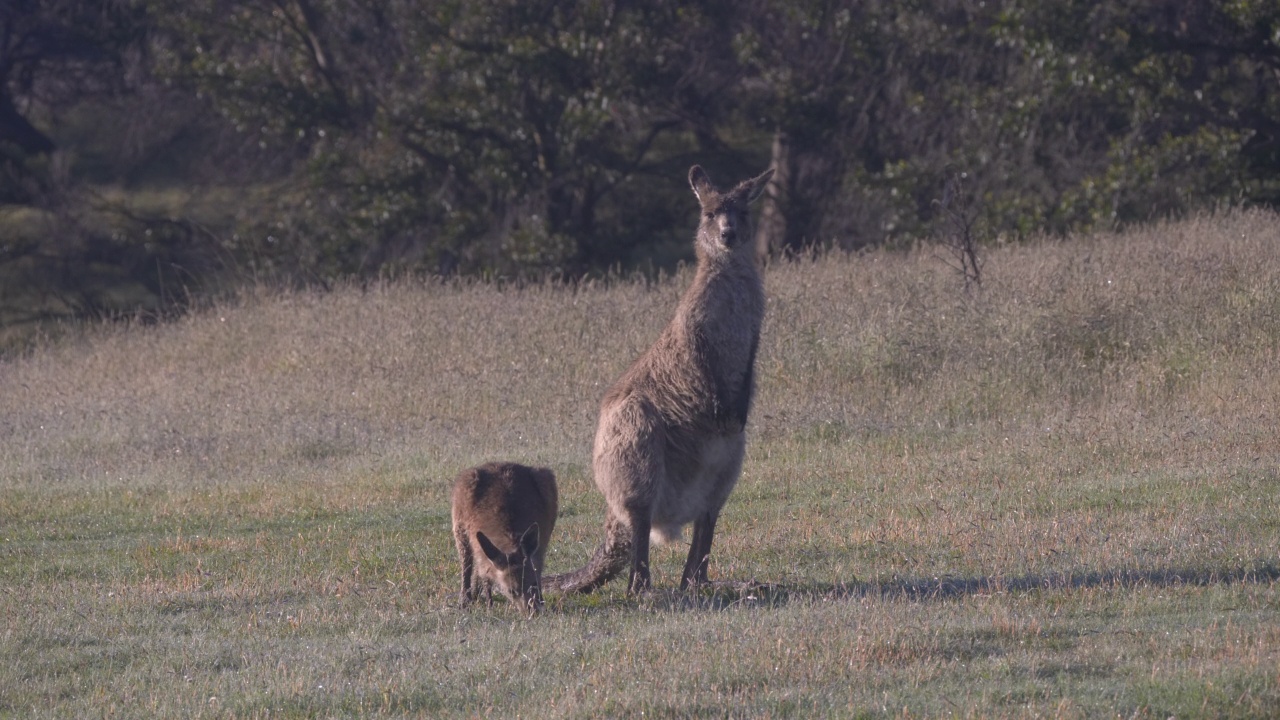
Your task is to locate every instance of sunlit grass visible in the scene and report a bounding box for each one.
[2,209,1278,717]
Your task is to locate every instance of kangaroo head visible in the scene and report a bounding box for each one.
[475,522,544,614]
[689,165,775,258]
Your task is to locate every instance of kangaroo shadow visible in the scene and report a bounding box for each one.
[625,561,1280,612]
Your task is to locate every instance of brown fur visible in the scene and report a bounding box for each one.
[549,165,774,594]
[451,462,558,613]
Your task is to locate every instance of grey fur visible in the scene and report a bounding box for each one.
[451,462,558,614]
[549,165,774,594]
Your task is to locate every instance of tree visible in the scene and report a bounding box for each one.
[145,0,746,278]
[732,0,1279,255]
[6,0,1280,345]
[0,0,262,334]
[1,0,145,202]
[1062,0,1280,223]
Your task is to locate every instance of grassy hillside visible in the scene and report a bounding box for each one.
[2,210,1278,717]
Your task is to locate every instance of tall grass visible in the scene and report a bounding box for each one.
[2,209,1277,717]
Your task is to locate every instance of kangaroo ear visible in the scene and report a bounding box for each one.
[743,168,775,204]
[476,531,507,566]
[689,165,714,203]
[519,523,540,556]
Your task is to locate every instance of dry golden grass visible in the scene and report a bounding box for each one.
[1,209,1277,717]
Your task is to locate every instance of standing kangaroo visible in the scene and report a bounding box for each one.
[451,462,558,613]
[550,165,774,594]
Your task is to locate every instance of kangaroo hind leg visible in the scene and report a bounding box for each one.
[627,510,653,594]
[680,511,718,590]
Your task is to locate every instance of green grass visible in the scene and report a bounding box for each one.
[2,209,1279,717]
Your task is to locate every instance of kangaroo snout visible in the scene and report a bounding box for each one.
[718,215,737,244]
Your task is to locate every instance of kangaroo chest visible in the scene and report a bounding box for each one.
[677,269,764,427]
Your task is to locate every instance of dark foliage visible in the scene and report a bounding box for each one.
[2,0,1278,336]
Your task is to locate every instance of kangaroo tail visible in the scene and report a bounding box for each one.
[545,511,630,594]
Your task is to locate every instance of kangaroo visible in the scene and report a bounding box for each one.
[451,461,558,614]
[549,165,774,594]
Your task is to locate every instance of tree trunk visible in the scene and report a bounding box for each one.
[754,130,789,267]
[0,87,56,156]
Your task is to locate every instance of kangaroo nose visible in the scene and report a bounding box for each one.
[718,216,737,243]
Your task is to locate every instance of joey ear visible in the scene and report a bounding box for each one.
[519,523,540,556]
[689,165,714,203]
[476,531,507,565]
[744,168,775,204]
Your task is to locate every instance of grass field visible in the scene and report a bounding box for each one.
[2,209,1278,717]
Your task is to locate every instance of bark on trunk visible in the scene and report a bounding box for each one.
[0,88,56,156]
[753,130,789,267]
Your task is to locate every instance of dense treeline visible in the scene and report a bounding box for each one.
[2,0,1278,335]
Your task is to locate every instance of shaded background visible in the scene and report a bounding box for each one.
[3,0,1278,346]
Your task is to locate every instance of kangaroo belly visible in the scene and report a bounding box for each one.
[650,432,745,543]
